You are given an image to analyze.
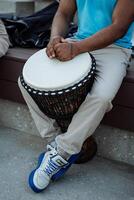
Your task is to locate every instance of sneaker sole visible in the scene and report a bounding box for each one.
[28,152,45,193]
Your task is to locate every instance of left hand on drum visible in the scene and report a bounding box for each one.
[54,39,79,61]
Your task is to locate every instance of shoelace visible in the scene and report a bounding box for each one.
[43,158,60,176]
[39,149,63,177]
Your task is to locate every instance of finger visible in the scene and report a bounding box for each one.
[61,38,68,43]
[58,53,73,62]
[55,47,64,59]
[46,46,52,57]
[53,37,65,50]
[59,57,68,62]
[47,47,55,59]
[57,56,65,62]
[54,43,61,52]
[53,37,63,46]
[56,53,67,62]
[49,48,56,58]
[46,48,50,57]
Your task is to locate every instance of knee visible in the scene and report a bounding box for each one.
[87,93,113,112]
[98,95,113,112]
[0,38,10,57]
[98,94,112,104]
[98,96,113,111]
[18,77,22,89]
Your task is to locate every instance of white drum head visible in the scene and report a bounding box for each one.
[23,48,92,91]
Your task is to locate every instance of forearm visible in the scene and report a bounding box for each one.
[50,11,70,40]
[75,24,131,53]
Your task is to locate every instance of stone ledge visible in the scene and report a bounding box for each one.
[0,0,55,16]
[0,99,38,136]
[34,0,55,12]
[0,0,35,16]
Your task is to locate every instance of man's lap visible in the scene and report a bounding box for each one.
[90,45,132,101]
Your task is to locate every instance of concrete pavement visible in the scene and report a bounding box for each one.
[0,127,134,200]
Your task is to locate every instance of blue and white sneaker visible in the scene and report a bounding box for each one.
[29,148,80,193]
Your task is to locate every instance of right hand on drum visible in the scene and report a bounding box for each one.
[46,36,64,59]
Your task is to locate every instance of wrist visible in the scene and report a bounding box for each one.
[72,41,83,56]
[73,40,91,54]
[50,35,63,41]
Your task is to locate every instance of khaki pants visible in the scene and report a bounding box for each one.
[0,20,10,58]
[18,44,132,155]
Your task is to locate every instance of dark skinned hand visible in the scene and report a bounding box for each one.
[46,36,63,59]
[54,38,79,61]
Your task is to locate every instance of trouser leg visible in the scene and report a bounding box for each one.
[0,20,10,57]
[18,78,61,141]
[55,45,132,155]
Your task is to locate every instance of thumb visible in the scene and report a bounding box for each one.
[61,38,68,43]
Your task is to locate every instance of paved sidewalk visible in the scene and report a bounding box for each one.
[0,127,134,200]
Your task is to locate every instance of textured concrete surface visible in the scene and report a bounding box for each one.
[94,126,134,166]
[0,1,34,16]
[0,0,54,15]
[0,127,134,200]
[35,0,54,12]
[0,99,39,136]
[16,2,34,16]
[0,2,14,14]
[0,99,134,166]
[0,1,35,16]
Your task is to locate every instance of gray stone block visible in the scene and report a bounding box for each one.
[0,99,38,136]
[0,1,14,14]
[0,0,35,16]
[34,0,54,12]
[16,2,34,16]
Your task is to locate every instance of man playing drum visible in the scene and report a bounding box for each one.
[18,0,134,192]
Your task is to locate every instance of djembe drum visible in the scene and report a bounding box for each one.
[20,48,97,163]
